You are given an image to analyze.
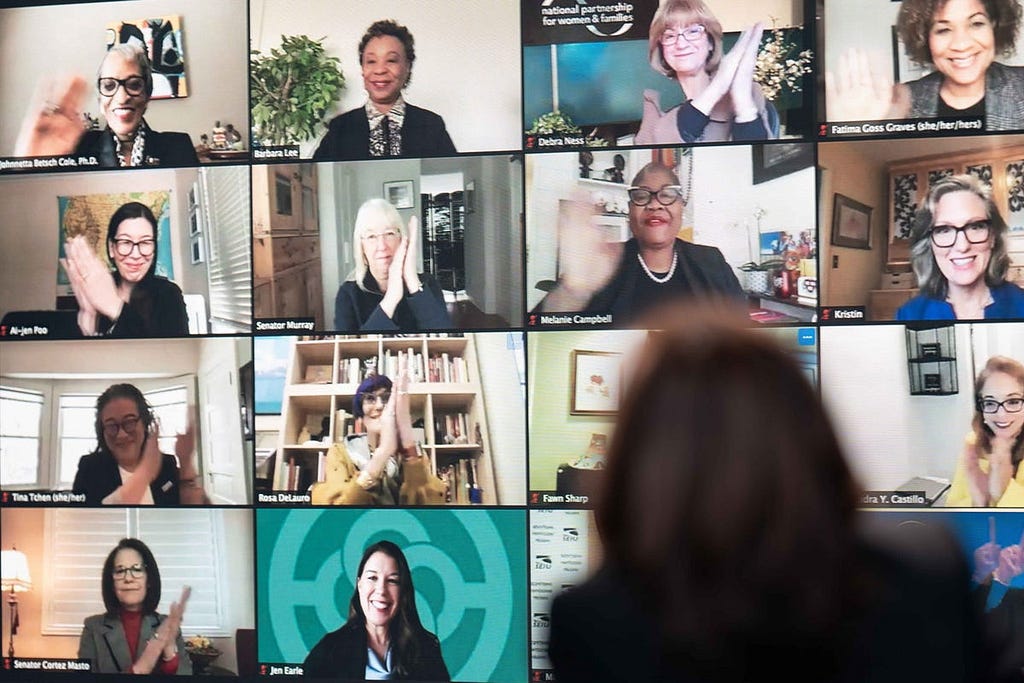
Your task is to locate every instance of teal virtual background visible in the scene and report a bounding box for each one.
[257,508,527,681]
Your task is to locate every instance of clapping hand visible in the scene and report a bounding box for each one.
[994,527,1024,585]
[974,516,1001,583]
[14,75,88,157]
[963,439,990,507]
[541,196,623,312]
[61,235,123,332]
[136,586,191,673]
[403,216,423,293]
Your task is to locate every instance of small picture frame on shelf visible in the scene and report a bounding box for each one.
[923,373,942,391]
[383,180,415,209]
[919,342,942,358]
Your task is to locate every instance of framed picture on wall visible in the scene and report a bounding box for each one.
[570,350,621,415]
[383,180,414,209]
[831,193,873,249]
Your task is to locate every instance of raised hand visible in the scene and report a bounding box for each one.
[825,48,911,121]
[63,236,123,321]
[403,216,423,293]
[378,234,410,320]
[395,353,416,450]
[994,527,1024,585]
[728,23,765,120]
[973,516,1000,583]
[174,409,197,474]
[14,75,88,157]
[540,196,623,312]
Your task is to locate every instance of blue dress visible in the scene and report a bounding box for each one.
[896,282,1024,321]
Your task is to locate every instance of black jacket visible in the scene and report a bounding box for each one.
[98,276,190,338]
[334,273,451,332]
[302,620,450,681]
[72,450,180,505]
[74,128,199,168]
[312,105,456,161]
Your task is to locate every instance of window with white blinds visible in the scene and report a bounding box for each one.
[202,166,252,332]
[0,386,44,487]
[43,508,228,636]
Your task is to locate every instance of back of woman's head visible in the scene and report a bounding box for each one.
[597,305,863,676]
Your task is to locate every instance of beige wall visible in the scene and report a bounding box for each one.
[0,0,249,155]
[710,0,801,29]
[250,0,521,155]
[0,508,254,672]
[528,329,646,491]
[818,144,889,307]
[0,167,207,318]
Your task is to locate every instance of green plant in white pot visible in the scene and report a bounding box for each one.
[251,35,345,147]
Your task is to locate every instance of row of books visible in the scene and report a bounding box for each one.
[438,458,483,505]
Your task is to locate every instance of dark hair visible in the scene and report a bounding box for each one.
[358,20,416,85]
[908,174,1010,299]
[353,374,393,419]
[105,201,159,282]
[596,305,865,679]
[346,540,428,678]
[101,538,161,615]
[898,0,1022,65]
[972,355,1024,474]
[94,383,154,458]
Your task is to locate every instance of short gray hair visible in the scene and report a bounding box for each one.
[909,174,1010,298]
[98,43,154,98]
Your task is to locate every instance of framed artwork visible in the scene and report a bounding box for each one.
[465,179,476,214]
[190,234,204,264]
[570,350,622,415]
[106,15,188,99]
[383,180,414,209]
[751,143,813,184]
[831,193,873,249]
[188,181,202,236]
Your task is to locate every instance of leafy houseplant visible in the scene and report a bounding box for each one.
[250,35,345,146]
[526,110,609,147]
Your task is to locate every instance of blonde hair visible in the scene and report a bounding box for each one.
[648,0,724,77]
[350,198,406,292]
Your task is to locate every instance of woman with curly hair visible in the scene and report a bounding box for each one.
[827,0,1024,130]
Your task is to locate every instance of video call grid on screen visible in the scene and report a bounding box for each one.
[1,0,1024,681]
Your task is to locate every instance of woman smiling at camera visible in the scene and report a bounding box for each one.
[828,0,1024,130]
[334,198,451,332]
[304,540,449,680]
[72,383,206,506]
[79,538,192,675]
[313,20,456,160]
[896,174,1024,320]
[15,44,198,166]
[62,201,189,337]
[947,356,1024,506]
[635,0,774,144]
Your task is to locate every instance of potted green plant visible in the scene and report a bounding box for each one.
[739,258,784,295]
[526,110,609,147]
[250,35,345,147]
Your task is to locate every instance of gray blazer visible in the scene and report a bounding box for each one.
[906,62,1024,131]
[79,613,191,674]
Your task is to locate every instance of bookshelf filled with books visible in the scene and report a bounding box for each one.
[272,334,498,504]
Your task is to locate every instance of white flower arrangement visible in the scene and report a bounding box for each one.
[754,22,813,102]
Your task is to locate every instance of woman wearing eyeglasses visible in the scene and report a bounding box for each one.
[15,44,199,167]
[61,201,189,338]
[72,383,206,506]
[536,162,744,324]
[311,354,446,506]
[896,174,1024,320]
[634,0,774,144]
[334,198,451,332]
[79,538,192,674]
[946,356,1024,506]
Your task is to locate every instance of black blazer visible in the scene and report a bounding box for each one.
[550,522,983,683]
[75,128,199,168]
[97,276,190,338]
[72,450,180,505]
[302,620,450,681]
[312,105,456,161]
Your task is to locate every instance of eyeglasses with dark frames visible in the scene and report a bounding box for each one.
[929,220,991,248]
[977,397,1024,414]
[97,76,147,98]
[111,238,156,257]
[627,185,685,207]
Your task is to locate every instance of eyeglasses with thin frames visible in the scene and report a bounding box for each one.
[112,564,146,580]
[97,76,147,98]
[660,25,707,45]
[361,230,401,245]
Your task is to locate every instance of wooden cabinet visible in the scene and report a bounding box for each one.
[868,288,919,321]
[888,145,1024,266]
[252,164,323,326]
[272,334,499,505]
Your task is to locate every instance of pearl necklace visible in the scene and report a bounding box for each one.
[637,250,677,284]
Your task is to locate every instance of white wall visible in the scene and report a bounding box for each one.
[250,0,521,154]
[821,323,1024,492]
[1,337,199,376]
[0,167,208,317]
[0,0,250,154]
[476,332,526,505]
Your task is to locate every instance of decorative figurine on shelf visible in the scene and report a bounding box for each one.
[579,150,594,179]
[363,356,378,379]
[224,123,243,150]
[211,120,228,149]
[311,416,330,442]
[603,154,626,184]
[82,111,102,131]
[571,433,608,470]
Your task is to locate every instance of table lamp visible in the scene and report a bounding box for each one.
[0,548,32,659]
